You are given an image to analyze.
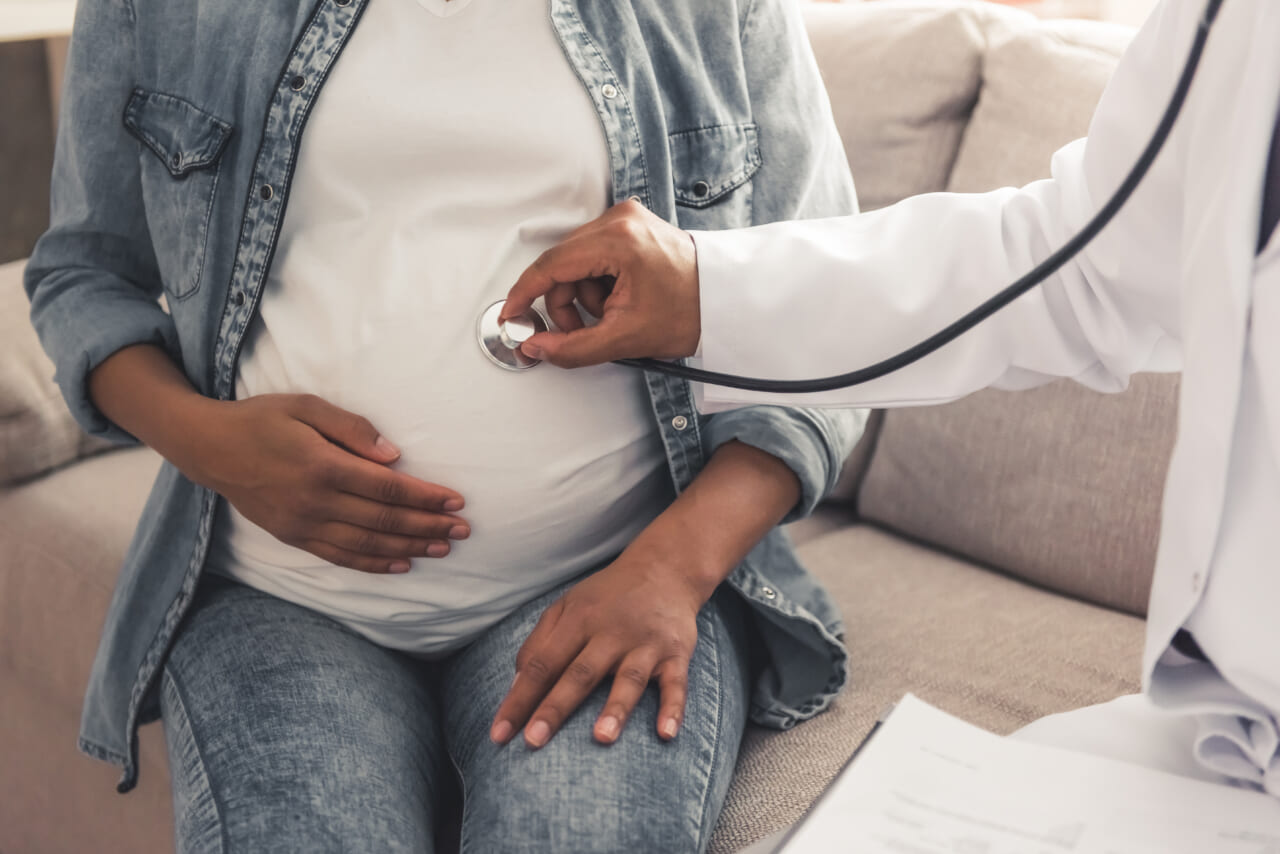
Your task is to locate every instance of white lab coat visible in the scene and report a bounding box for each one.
[691,0,1280,788]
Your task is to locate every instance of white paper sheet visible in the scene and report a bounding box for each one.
[779,694,1280,853]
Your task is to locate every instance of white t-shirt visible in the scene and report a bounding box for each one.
[206,0,671,655]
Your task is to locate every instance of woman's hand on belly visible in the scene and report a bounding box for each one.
[489,440,803,750]
[189,393,471,574]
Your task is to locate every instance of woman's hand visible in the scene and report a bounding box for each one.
[489,530,708,749]
[186,393,470,574]
[490,439,803,749]
[86,345,467,574]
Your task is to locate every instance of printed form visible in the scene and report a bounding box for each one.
[779,694,1280,853]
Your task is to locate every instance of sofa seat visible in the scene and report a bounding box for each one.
[1,445,1143,852]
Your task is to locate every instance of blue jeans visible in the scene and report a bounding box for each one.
[158,572,751,853]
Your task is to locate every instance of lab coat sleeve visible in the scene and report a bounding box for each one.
[691,0,1195,412]
[24,0,181,444]
[699,0,866,519]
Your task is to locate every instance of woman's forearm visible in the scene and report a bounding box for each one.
[87,344,225,480]
[632,439,801,602]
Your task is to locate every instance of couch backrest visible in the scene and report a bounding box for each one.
[804,2,1175,617]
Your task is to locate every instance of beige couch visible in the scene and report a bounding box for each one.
[1,3,1170,852]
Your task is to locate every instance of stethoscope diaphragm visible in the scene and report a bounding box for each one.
[477,299,550,371]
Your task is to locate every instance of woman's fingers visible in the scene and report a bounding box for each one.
[655,657,690,740]
[593,649,659,744]
[330,454,468,517]
[311,521,451,560]
[521,642,619,749]
[302,539,415,575]
[327,494,467,543]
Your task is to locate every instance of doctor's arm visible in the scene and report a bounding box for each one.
[507,0,1197,409]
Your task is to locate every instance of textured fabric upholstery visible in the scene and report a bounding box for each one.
[0,447,172,851]
[0,260,113,485]
[802,1,1028,211]
[858,376,1177,616]
[947,17,1132,193]
[708,525,1144,852]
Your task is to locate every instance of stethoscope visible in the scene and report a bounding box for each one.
[480,0,1224,393]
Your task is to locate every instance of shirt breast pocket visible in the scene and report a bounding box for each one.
[123,88,233,300]
[669,123,761,230]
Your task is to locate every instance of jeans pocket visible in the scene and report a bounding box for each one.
[124,88,233,300]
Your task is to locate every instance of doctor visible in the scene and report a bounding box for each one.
[502,0,1280,794]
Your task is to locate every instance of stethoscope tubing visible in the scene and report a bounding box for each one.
[616,0,1225,394]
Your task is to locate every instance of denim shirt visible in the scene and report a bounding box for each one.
[26,0,863,792]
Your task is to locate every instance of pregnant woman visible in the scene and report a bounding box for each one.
[26,0,862,850]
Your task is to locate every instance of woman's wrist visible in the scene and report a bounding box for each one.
[88,343,229,485]
[630,439,801,604]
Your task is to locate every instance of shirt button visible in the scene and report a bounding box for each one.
[627,195,643,204]
[601,83,619,99]
[289,75,306,91]
[761,586,777,600]
[260,184,274,201]
[336,0,351,6]
[170,153,182,169]
[671,415,688,431]
[232,291,245,306]
[692,180,711,198]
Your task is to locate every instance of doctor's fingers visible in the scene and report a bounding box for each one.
[503,230,629,322]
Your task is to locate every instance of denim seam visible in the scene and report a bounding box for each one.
[162,668,229,854]
[692,604,725,851]
[447,744,470,854]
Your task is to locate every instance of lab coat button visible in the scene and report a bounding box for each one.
[1191,572,1203,593]
[761,586,777,600]
[671,415,688,431]
[601,83,619,99]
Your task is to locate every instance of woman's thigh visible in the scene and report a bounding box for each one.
[441,581,752,854]
[160,575,449,854]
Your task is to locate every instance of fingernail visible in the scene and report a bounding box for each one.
[375,435,400,458]
[443,498,464,512]
[597,716,620,742]
[526,720,550,748]
[449,525,469,540]
[660,718,678,740]
[491,720,513,744]
[522,343,544,360]
[389,560,411,574]
[427,543,449,558]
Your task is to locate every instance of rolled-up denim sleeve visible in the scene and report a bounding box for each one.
[696,0,866,522]
[702,406,866,522]
[24,0,179,445]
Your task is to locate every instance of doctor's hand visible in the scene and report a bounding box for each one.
[502,200,701,367]
[185,393,471,574]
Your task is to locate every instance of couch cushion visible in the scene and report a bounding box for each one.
[947,17,1132,193]
[858,375,1177,616]
[803,1,1030,211]
[708,524,1144,853]
[0,446,161,708]
[0,259,114,485]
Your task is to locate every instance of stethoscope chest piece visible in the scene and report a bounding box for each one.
[477,299,550,371]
